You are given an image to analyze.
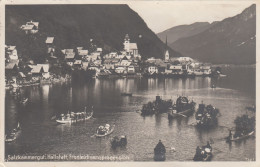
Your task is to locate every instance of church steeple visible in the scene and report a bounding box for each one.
[165,35,168,47]
[164,35,169,62]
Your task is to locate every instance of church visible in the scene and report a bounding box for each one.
[123,34,139,57]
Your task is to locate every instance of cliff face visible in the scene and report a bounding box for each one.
[170,4,256,64]
[6,5,181,61]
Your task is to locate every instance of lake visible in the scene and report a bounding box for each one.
[5,66,256,161]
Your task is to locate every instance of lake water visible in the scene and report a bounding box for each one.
[5,66,256,161]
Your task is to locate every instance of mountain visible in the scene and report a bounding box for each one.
[170,4,256,64]
[5,5,181,62]
[157,22,217,44]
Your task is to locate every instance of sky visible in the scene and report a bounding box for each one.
[128,1,254,33]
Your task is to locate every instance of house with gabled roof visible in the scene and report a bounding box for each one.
[30,64,50,79]
[5,60,19,77]
[74,60,82,69]
[88,61,100,73]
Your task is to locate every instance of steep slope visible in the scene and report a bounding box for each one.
[157,22,217,44]
[170,4,256,64]
[5,5,181,62]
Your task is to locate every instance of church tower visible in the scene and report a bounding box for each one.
[124,34,130,52]
[164,36,169,62]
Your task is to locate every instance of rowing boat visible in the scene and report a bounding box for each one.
[227,131,254,141]
[95,125,115,137]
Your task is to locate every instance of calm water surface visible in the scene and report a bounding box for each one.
[5,66,255,161]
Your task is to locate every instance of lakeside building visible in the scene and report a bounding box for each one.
[30,64,50,79]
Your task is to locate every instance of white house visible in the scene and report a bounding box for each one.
[169,65,182,73]
[127,65,135,74]
[115,67,126,74]
[148,66,158,74]
[177,57,194,63]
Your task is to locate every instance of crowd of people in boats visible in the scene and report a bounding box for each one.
[195,103,220,127]
[141,96,173,115]
[226,114,255,142]
[193,141,213,161]
[6,91,255,161]
[56,106,94,124]
[153,140,213,161]
[168,96,196,119]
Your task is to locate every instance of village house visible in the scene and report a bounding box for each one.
[74,60,82,69]
[30,64,50,79]
[78,50,89,57]
[169,65,183,73]
[20,21,39,34]
[88,62,100,73]
[5,45,18,60]
[147,66,158,75]
[200,66,212,75]
[85,52,101,62]
[119,56,132,67]
[61,49,74,55]
[115,67,126,74]
[175,57,194,63]
[45,37,55,55]
[93,57,102,66]
[65,52,76,66]
[96,48,103,52]
[103,52,118,59]
[127,65,135,74]
[77,47,83,51]
[82,61,89,71]
[5,60,19,78]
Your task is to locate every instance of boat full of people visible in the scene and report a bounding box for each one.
[168,96,196,119]
[56,106,93,124]
[193,141,213,161]
[226,114,255,142]
[111,135,127,148]
[154,140,166,161]
[195,102,219,127]
[5,122,21,143]
[141,96,172,116]
[95,124,115,137]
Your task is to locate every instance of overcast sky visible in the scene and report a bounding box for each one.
[128,1,254,33]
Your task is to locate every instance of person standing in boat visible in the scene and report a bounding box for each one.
[154,140,166,161]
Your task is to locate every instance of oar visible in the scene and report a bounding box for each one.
[91,134,96,138]
[50,115,56,120]
[176,113,187,117]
